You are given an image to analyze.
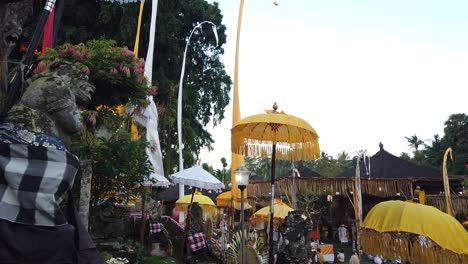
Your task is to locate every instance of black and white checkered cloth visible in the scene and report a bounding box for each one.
[187,232,207,252]
[149,223,163,234]
[0,142,79,226]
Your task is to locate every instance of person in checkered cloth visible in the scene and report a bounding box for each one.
[0,62,103,263]
[184,202,210,263]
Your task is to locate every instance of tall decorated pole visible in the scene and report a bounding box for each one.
[442,147,454,216]
[177,21,218,223]
[132,0,163,242]
[231,0,246,210]
[133,0,145,58]
[353,151,364,256]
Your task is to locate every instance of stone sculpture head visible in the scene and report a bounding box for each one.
[5,61,95,145]
[0,1,31,58]
[0,1,32,95]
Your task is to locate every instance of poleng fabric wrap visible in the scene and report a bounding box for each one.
[187,232,207,252]
[0,124,79,226]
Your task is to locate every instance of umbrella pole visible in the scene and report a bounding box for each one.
[269,144,276,264]
[190,187,197,203]
[181,187,197,263]
[139,190,146,244]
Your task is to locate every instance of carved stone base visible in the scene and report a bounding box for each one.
[150,243,167,257]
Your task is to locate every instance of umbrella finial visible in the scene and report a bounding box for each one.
[379,142,384,150]
[273,102,278,112]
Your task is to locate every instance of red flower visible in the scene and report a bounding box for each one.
[151,86,159,96]
[19,42,29,53]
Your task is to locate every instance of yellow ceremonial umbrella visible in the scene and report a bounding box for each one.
[361,200,468,263]
[216,191,252,210]
[231,103,320,257]
[231,103,320,161]
[175,192,217,217]
[250,200,295,224]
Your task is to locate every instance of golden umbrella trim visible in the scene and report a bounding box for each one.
[231,111,320,161]
[216,191,252,209]
[250,200,294,222]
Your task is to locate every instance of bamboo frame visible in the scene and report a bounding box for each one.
[246,177,467,218]
[247,177,413,198]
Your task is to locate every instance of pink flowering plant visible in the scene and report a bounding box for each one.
[37,39,151,108]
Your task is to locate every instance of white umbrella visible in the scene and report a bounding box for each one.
[143,173,171,188]
[170,165,224,191]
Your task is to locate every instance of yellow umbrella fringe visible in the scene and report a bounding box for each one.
[361,229,468,263]
[232,139,320,161]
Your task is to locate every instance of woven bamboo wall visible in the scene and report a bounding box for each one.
[246,177,413,198]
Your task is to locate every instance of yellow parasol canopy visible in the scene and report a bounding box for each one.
[215,191,232,207]
[175,192,217,217]
[250,200,294,223]
[216,191,252,210]
[361,200,468,263]
[231,106,320,161]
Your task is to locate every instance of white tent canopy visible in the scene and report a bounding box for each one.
[143,173,171,188]
[170,165,224,191]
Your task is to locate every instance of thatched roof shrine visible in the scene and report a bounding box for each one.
[339,142,464,194]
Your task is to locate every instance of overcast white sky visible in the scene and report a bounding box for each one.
[199,0,468,169]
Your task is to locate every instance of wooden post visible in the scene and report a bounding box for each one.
[354,154,363,256]
[269,144,276,264]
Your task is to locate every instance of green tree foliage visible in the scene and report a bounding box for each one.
[71,108,153,203]
[91,131,152,203]
[400,152,411,161]
[220,157,228,185]
[25,0,232,175]
[440,114,468,175]
[38,40,151,108]
[416,114,468,177]
[151,1,231,174]
[405,134,426,164]
[303,151,352,176]
[405,134,425,152]
[243,152,352,180]
[244,157,282,180]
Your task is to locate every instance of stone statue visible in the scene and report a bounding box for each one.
[277,210,313,264]
[0,59,102,262]
[0,0,33,98]
[187,202,205,234]
[4,61,95,146]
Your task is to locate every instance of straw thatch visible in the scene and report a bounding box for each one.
[340,143,441,179]
[425,194,468,218]
[246,177,413,198]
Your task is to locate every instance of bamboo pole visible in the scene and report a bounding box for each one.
[354,154,363,256]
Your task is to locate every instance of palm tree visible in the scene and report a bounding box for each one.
[405,134,425,152]
[220,157,227,185]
